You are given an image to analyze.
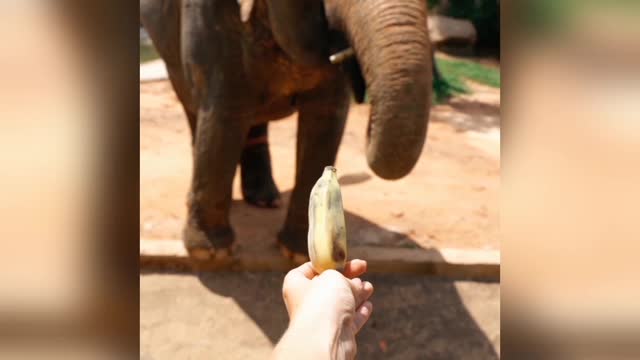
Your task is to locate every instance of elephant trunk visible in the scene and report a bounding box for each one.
[333,0,432,179]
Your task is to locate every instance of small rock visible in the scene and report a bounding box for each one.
[379,340,388,353]
[390,210,404,218]
[474,206,488,217]
[472,185,487,192]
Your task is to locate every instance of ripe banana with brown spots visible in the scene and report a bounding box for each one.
[308,166,347,273]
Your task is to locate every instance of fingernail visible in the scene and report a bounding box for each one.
[362,301,373,314]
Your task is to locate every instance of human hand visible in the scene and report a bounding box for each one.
[278,259,374,360]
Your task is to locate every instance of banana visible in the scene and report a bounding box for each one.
[308,166,348,273]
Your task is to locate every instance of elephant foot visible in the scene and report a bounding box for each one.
[241,142,281,209]
[277,226,309,265]
[183,221,235,262]
[279,244,310,266]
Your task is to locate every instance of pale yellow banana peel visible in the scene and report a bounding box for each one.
[308,166,347,273]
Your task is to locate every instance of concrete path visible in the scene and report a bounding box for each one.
[141,273,499,359]
[140,59,168,83]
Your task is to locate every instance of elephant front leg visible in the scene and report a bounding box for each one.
[183,107,250,261]
[278,80,350,261]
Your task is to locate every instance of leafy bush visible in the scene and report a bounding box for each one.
[433,57,500,103]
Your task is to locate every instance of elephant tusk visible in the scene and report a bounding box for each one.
[237,0,254,22]
[329,48,355,64]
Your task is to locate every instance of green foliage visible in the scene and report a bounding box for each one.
[515,0,572,36]
[140,43,160,64]
[432,57,500,104]
[427,0,440,9]
[432,68,469,104]
[515,0,640,38]
[438,57,500,87]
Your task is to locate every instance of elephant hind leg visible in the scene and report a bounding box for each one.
[240,123,282,208]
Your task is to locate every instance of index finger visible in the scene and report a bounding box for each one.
[343,259,368,279]
[287,261,318,281]
[288,259,367,280]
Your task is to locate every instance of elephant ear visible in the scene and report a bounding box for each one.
[265,0,330,66]
[237,0,254,22]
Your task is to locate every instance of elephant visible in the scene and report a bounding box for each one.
[140,0,432,261]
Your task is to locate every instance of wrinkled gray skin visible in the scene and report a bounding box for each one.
[140,0,432,257]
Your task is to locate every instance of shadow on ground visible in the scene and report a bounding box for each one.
[432,98,500,133]
[141,173,499,358]
[196,183,499,358]
[196,271,499,359]
[230,182,424,253]
[140,186,500,360]
[338,171,372,186]
[140,183,500,358]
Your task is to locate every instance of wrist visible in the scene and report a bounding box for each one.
[294,309,340,352]
[275,309,340,360]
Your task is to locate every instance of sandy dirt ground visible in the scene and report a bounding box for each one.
[140,79,500,252]
[140,68,500,359]
[141,272,500,359]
